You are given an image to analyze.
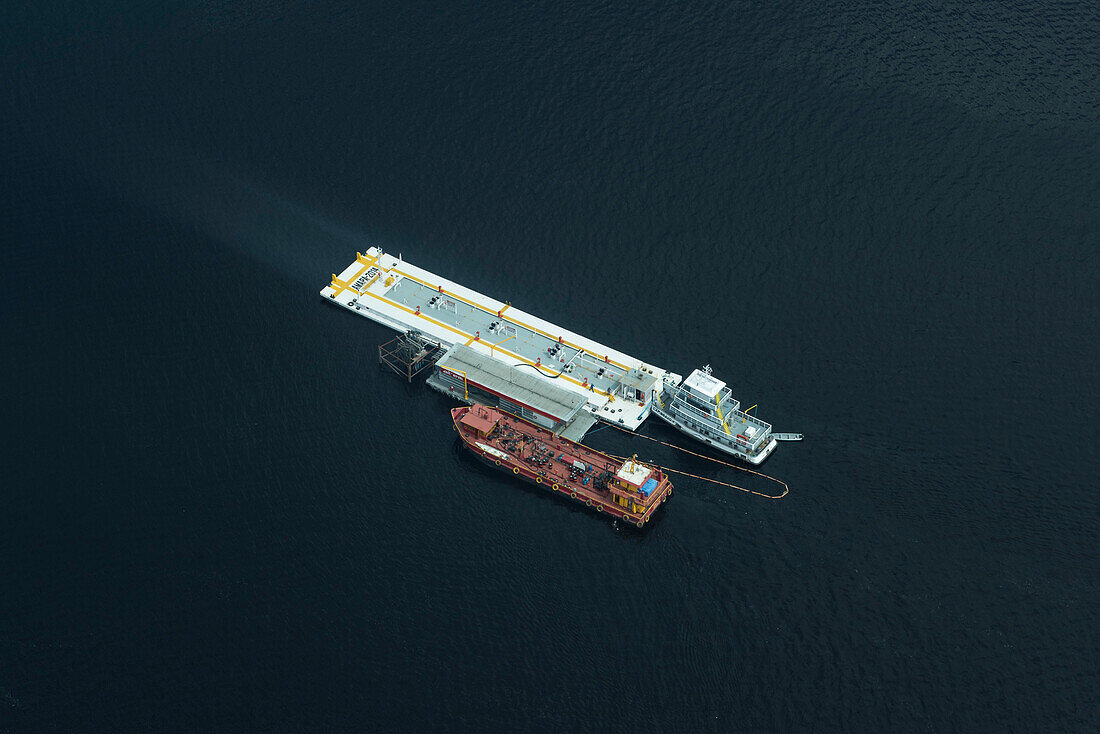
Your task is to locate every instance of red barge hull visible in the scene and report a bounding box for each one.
[452,405,672,526]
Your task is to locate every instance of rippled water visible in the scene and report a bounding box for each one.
[2,2,1097,731]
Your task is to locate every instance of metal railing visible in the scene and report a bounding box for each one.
[715,387,740,412]
[670,394,712,421]
[665,395,773,452]
[723,408,771,448]
[665,402,744,449]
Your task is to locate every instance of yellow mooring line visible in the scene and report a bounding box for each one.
[607,425,789,500]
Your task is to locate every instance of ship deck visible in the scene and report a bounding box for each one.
[454,406,670,523]
[654,400,777,464]
[322,248,681,430]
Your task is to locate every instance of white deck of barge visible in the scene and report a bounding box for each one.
[320,247,681,430]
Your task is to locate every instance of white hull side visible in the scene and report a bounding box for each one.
[652,407,777,465]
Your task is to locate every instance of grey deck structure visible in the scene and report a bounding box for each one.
[386,276,640,400]
[428,344,597,436]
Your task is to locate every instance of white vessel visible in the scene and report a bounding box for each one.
[652,366,777,465]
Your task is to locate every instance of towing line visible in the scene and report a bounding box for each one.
[607,425,789,500]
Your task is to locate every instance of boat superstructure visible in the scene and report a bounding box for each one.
[652,366,778,465]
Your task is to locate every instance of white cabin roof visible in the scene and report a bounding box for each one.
[683,369,726,399]
[616,459,653,487]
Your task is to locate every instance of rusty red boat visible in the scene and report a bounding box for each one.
[452,405,672,526]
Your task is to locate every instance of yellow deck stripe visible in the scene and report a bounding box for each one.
[357,287,606,396]
[490,333,516,356]
[350,262,634,401]
[329,261,371,299]
[355,288,471,342]
[388,264,631,372]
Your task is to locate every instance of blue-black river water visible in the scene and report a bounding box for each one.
[2,2,1097,731]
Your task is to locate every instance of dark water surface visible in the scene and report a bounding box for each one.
[3,2,1097,731]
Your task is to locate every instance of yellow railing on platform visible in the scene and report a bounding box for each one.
[714,394,732,435]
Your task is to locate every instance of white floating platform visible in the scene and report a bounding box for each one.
[321,247,681,431]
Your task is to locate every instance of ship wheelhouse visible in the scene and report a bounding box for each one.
[606,456,668,514]
[458,404,500,438]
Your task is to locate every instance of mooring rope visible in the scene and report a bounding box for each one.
[605,424,789,500]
